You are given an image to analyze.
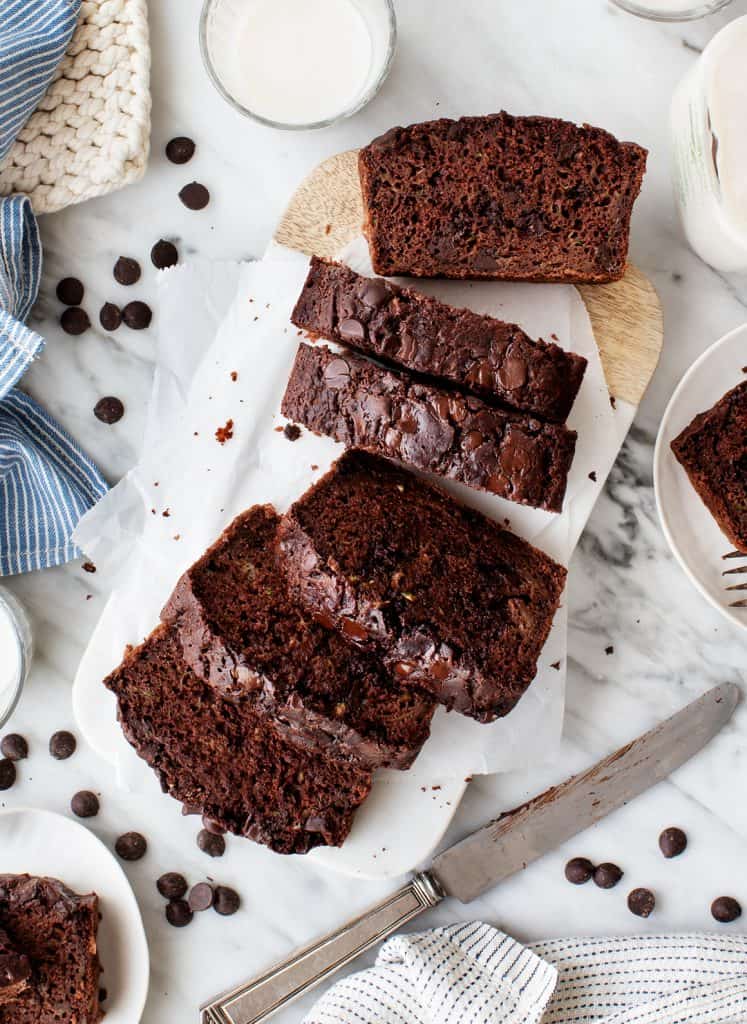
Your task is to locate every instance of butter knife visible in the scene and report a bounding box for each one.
[201,681,738,1024]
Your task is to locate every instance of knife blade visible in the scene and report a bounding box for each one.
[431,680,739,902]
[201,682,738,1024]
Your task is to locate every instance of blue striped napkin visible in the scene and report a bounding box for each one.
[0,0,108,575]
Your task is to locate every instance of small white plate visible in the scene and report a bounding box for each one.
[0,807,149,1022]
[654,323,747,632]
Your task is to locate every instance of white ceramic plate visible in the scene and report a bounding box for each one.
[654,323,747,632]
[0,807,149,1021]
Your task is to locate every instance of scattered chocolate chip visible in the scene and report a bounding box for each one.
[593,862,623,889]
[71,791,99,818]
[565,857,594,885]
[605,645,614,655]
[201,815,226,836]
[179,182,210,211]
[56,277,84,306]
[188,882,214,912]
[712,896,742,923]
[49,731,76,760]
[82,562,96,574]
[165,899,193,927]
[94,397,125,425]
[283,423,301,441]
[0,734,27,761]
[550,660,561,670]
[610,395,617,409]
[157,873,188,900]
[215,419,234,444]
[122,301,152,330]
[166,136,195,164]
[99,988,108,1003]
[115,831,147,861]
[0,759,16,790]
[99,302,122,332]
[197,829,225,857]
[628,887,655,918]
[60,307,91,336]
[588,471,597,482]
[213,886,240,916]
[113,257,141,286]
[659,827,687,859]
[151,239,179,270]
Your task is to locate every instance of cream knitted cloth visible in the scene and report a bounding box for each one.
[0,0,150,215]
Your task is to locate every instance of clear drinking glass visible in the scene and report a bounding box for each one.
[0,588,32,729]
[200,0,397,130]
[611,0,732,21]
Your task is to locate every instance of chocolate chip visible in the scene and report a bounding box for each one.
[628,887,655,918]
[197,829,225,857]
[201,815,226,836]
[82,561,96,573]
[122,301,152,330]
[593,863,623,889]
[115,831,147,861]
[711,896,741,923]
[99,302,122,332]
[157,873,188,899]
[213,886,241,916]
[94,397,125,424]
[359,280,389,308]
[323,358,350,388]
[179,182,210,210]
[181,803,201,816]
[564,857,594,885]
[0,759,16,790]
[151,239,179,269]
[0,734,27,761]
[165,899,193,927]
[338,318,366,342]
[498,356,528,390]
[659,827,687,859]
[60,307,91,335]
[283,423,301,441]
[56,277,84,306]
[71,791,99,818]
[113,257,141,286]
[99,988,108,1003]
[166,136,195,164]
[49,731,76,760]
[188,882,214,912]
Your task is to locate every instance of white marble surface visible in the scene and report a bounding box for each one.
[3,1,747,1021]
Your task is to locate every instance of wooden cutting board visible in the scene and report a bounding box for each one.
[275,149,663,406]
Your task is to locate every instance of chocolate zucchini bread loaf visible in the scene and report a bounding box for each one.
[162,505,435,770]
[0,928,30,1005]
[291,256,587,422]
[671,380,747,552]
[282,344,576,512]
[359,112,647,283]
[278,451,567,723]
[0,875,102,1023]
[104,624,372,854]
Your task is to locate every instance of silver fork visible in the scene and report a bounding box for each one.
[722,550,747,607]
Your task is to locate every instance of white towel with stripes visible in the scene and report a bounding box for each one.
[305,922,747,1024]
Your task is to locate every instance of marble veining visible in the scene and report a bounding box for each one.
[3,1,747,1020]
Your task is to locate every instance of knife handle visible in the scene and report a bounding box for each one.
[201,871,443,1024]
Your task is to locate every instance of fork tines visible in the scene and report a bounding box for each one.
[723,550,747,607]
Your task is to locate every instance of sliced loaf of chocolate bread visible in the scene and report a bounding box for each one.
[162,505,435,770]
[104,624,372,854]
[278,451,566,723]
[0,875,102,1024]
[359,112,647,283]
[282,343,576,512]
[0,927,30,1006]
[291,257,587,422]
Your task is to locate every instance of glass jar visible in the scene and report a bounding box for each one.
[0,587,32,729]
[611,0,732,21]
[671,15,747,271]
[200,0,396,130]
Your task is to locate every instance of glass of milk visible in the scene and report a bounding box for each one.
[200,0,396,130]
[0,588,32,729]
[671,14,747,270]
[611,0,732,19]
